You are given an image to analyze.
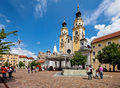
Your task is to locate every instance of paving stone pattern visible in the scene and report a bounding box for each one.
[0,69,120,88]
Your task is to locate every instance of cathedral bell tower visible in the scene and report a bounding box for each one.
[72,5,85,52]
[59,17,68,53]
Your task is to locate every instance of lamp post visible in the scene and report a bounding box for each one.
[7,52,10,67]
[18,39,22,69]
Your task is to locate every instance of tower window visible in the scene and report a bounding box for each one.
[61,39,63,42]
[68,39,70,43]
[75,31,78,35]
[93,51,95,55]
[93,58,96,63]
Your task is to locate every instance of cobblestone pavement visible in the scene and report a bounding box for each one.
[0,69,120,88]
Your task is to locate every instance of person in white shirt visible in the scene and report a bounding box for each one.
[87,65,93,80]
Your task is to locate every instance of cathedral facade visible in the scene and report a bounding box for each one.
[59,5,86,54]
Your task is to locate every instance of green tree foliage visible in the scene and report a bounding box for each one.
[0,28,18,54]
[96,43,120,71]
[71,52,87,69]
[4,62,11,67]
[29,60,41,67]
[19,61,25,68]
[4,62,9,67]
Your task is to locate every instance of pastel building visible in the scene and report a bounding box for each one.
[91,31,120,71]
[0,54,19,67]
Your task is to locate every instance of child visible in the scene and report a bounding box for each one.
[95,70,99,78]
[28,67,30,73]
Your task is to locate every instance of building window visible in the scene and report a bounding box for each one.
[82,43,83,45]
[75,31,78,36]
[108,41,111,45]
[98,44,101,47]
[93,46,95,48]
[93,51,95,55]
[68,39,69,43]
[93,58,96,63]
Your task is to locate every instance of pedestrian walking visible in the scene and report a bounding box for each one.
[1,66,7,78]
[31,66,33,73]
[8,66,13,78]
[87,65,93,80]
[99,66,104,79]
[28,67,30,73]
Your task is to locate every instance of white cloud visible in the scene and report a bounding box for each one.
[94,24,105,30]
[0,14,11,23]
[0,24,5,29]
[20,4,25,9]
[49,0,60,3]
[84,0,112,25]
[87,15,120,44]
[86,0,120,44]
[34,0,60,17]
[36,41,40,44]
[105,0,120,17]
[10,48,37,59]
[34,0,47,17]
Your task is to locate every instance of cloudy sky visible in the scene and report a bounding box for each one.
[0,0,120,59]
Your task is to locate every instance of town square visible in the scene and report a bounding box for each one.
[0,0,120,88]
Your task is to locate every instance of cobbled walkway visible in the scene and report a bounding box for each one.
[0,69,120,88]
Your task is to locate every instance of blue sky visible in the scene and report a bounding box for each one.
[0,0,120,59]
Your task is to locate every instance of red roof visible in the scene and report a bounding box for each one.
[38,59,45,63]
[19,55,28,58]
[27,57,34,60]
[92,31,120,44]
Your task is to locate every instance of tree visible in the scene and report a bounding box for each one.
[4,62,9,67]
[29,60,41,67]
[96,43,120,71]
[0,28,18,54]
[19,61,25,68]
[4,62,12,67]
[71,52,87,69]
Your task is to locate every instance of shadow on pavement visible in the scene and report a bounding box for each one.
[82,78,88,80]
[0,76,16,88]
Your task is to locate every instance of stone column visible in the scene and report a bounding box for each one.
[65,57,66,68]
[59,60,61,68]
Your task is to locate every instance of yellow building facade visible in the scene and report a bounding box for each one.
[0,54,19,67]
[91,31,120,71]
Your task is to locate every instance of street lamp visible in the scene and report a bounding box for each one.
[17,39,22,69]
[6,51,10,67]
